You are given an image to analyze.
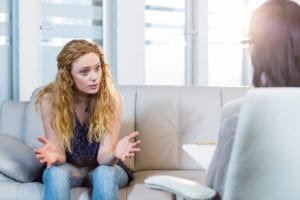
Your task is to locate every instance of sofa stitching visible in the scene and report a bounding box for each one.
[16,182,21,200]
[220,88,223,108]
[20,102,28,142]
[176,86,181,170]
[134,86,138,171]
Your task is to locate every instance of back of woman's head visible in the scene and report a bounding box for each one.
[249,0,300,87]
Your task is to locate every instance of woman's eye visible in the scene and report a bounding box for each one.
[95,65,101,72]
[79,70,89,76]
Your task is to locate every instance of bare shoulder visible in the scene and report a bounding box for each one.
[40,92,54,114]
[40,92,53,102]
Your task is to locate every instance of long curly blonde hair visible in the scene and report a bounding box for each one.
[35,39,120,151]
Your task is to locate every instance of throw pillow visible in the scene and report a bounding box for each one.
[0,133,43,182]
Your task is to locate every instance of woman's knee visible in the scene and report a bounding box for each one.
[43,165,70,184]
[91,165,119,199]
[92,165,117,183]
[42,165,73,200]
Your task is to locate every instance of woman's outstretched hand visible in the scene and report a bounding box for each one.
[115,131,141,161]
[34,136,63,168]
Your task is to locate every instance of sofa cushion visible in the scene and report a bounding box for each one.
[135,86,180,170]
[0,134,43,182]
[0,173,15,182]
[135,86,223,171]
[179,87,221,170]
[0,182,21,199]
[117,86,137,171]
[17,182,43,200]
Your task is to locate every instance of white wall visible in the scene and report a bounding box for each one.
[18,0,41,101]
[116,0,145,85]
[193,0,208,85]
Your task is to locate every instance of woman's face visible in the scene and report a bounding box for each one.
[71,52,102,96]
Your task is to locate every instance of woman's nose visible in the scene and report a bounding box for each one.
[90,71,98,81]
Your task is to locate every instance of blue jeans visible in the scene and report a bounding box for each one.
[42,163,129,200]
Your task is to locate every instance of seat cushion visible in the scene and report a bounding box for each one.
[0,173,15,182]
[0,134,43,182]
[70,187,127,200]
[0,182,43,200]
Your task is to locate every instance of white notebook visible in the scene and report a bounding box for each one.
[182,144,216,171]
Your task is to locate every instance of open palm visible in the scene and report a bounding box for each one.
[115,131,141,161]
[34,136,62,168]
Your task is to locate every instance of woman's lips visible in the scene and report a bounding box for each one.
[88,84,99,89]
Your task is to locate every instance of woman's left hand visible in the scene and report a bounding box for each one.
[115,131,141,161]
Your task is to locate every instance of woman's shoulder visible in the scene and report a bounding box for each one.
[35,89,54,119]
[41,91,53,100]
[36,84,55,102]
[35,88,54,112]
[36,91,53,106]
[34,84,56,111]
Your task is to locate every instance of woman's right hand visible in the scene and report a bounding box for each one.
[114,131,141,161]
[34,136,64,168]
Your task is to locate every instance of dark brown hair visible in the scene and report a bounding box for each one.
[249,0,300,87]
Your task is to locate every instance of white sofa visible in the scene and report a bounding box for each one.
[0,86,249,200]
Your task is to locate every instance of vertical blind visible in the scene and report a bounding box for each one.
[41,0,103,84]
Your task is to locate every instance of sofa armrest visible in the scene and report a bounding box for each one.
[0,134,43,182]
[145,175,216,200]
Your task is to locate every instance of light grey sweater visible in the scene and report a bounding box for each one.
[206,99,242,199]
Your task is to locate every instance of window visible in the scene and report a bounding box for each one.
[207,0,269,86]
[0,0,12,104]
[101,0,266,86]
[144,0,186,85]
[208,0,249,86]
[143,0,254,86]
[40,0,103,84]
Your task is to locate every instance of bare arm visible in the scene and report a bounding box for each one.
[97,95,141,165]
[34,93,66,167]
[97,95,122,165]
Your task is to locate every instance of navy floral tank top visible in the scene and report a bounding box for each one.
[66,117,134,181]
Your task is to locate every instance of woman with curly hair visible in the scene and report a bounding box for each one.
[34,39,141,200]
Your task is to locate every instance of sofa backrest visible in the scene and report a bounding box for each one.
[0,86,249,171]
[0,100,27,140]
[134,86,249,171]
